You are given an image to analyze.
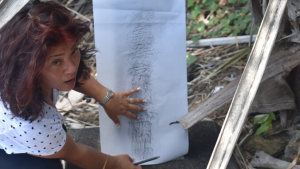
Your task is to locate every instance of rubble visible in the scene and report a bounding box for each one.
[52,0,300,168]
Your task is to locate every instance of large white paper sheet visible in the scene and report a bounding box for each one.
[93,0,189,164]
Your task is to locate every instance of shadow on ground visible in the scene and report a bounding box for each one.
[66,121,239,169]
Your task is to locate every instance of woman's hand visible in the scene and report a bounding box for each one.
[110,154,142,169]
[73,78,145,126]
[103,87,146,127]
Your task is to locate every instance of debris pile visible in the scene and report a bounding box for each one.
[53,0,300,168]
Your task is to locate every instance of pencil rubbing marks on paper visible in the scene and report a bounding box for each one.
[126,10,157,159]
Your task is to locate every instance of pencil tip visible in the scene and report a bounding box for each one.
[169,121,179,125]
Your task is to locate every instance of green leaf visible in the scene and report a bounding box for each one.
[220,18,230,25]
[245,29,250,35]
[254,112,276,135]
[197,25,205,33]
[240,22,247,29]
[186,26,191,34]
[190,5,201,19]
[222,7,227,13]
[187,53,197,65]
[255,118,273,135]
[197,22,205,33]
[211,32,217,38]
[241,7,250,14]
[208,2,219,11]
[191,34,201,43]
[209,17,217,25]
[240,0,248,4]
[232,29,240,36]
[228,13,238,21]
[253,114,269,124]
[244,15,253,23]
[205,31,212,36]
[253,26,259,34]
[187,0,196,8]
[228,0,237,4]
[197,21,204,27]
[245,22,251,34]
[187,22,198,34]
[269,112,276,120]
[221,25,232,35]
[216,24,223,29]
[237,15,244,21]
[221,30,226,35]
[203,0,212,6]
[233,19,239,25]
[190,22,198,31]
[228,13,235,21]
[247,52,251,59]
[225,25,232,33]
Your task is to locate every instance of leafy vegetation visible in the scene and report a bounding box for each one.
[253,112,276,135]
[186,0,258,43]
[186,52,197,66]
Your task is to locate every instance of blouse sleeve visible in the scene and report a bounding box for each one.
[0,115,66,156]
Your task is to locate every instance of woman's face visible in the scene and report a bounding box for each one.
[40,41,81,92]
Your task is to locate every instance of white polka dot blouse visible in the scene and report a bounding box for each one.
[0,89,66,156]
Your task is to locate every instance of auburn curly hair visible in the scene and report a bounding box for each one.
[0,0,92,122]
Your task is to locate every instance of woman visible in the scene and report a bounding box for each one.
[0,1,145,168]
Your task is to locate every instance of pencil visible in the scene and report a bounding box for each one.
[133,156,160,165]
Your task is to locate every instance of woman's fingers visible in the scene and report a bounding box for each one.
[124,98,146,120]
[125,111,139,120]
[128,98,146,104]
[130,157,142,169]
[128,104,146,112]
[102,90,146,125]
[130,156,142,169]
[125,87,141,96]
[108,114,121,127]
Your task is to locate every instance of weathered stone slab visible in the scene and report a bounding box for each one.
[65,121,239,169]
[242,126,290,157]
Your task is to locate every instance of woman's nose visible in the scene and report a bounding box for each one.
[64,59,77,74]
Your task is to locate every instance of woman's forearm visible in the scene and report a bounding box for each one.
[74,75,145,125]
[74,77,109,102]
[35,133,122,169]
[64,142,117,169]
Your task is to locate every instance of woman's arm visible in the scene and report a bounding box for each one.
[73,77,146,126]
[35,133,141,169]
[73,77,110,104]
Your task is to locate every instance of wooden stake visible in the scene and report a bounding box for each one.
[207,0,288,168]
[0,0,31,29]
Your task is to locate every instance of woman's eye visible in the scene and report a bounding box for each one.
[53,60,60,65]
[72,48,79,55]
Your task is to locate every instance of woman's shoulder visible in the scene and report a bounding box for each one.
[0,100,17,123]
[0,99,65,129]
[0,99,67,155]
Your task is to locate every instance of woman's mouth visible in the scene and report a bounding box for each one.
[65,78,75,85]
